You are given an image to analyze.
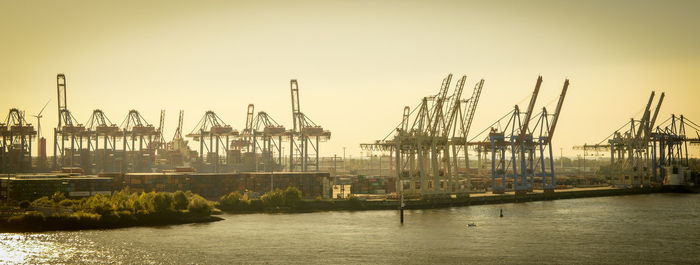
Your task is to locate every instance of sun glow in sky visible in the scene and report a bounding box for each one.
[2,0,699,158]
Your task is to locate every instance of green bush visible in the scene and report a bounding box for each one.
[219,191,250,211]
[151,192,174,214]
[261,189,285,208]
[173,191,188,210]
[258,187,303,210]
[58,199,79,208]
[19,200,31,209]
[7,211,45,227]
[188,195,211,215]
[283,187,302,208]
[52,192,66,203]
[2,189,219,232]
[31,196,54,208]
[249,199,264,211]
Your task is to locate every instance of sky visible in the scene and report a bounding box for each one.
[1,0,699,158]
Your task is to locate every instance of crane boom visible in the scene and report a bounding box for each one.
[647,92,664,136]
[429,74,452,136]
[518,76,542,143]
[245,104,255,134]
[158,110,165,132]
[172,110,184,141]
[56,74,71,127]
[636,91,655,138]
[290,80,301,132]
[546,79,569,144]
[443,75,466,138]
[401,106,410,132]
[463,79,484,140]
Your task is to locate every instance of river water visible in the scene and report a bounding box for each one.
[2,193,699,264]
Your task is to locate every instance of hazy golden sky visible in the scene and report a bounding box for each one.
[2,0,699,158]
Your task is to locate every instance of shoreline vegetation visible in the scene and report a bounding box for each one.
[0,189,220,233]
[1,186,664,232]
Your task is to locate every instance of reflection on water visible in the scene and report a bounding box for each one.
[2,193,699,264]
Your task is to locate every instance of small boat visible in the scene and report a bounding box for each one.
[467,223,476,227]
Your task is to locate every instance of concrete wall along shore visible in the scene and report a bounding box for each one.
[112,172,331,200]
[1,174,112,202]
[2,172,331,202]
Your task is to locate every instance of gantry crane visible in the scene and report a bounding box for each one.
[53,74,86,170]
[530,79,569,192]
[84,109,120,173]
[1,108,36,173]
[466,76,568,194]
[575,91,661,187]
[288,80,330,172]
[120,110,158,172]
[166,110,190,166]
[251,111,286,171]
[650,114,700,186]
[361,74,485,196]
[186,111,238,172]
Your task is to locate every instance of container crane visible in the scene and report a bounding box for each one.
[53,74,85,169]
[85,109,120,173]
[288,80,330,172]
[186,111,238,172]
[120,110,157,172]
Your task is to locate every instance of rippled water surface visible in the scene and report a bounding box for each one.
[2,193,699,264]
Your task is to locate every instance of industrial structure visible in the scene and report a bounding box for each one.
[288,80,331,172]
[361,74,485,196]
[576,92,700,188]
[250,108,286,172]
[84,109,120,173]
[4,74,328,175]
[1,108,36,173]
[469,77,568,194]
[186,111,238,172]
[120,110,158,172]
[362,75,569,197]
[53,74,86,170]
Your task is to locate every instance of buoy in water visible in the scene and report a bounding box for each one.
[499,209,503,217]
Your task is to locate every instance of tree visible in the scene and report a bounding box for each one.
[173,191,188,210]
[188,195,211,215]
[283,187,302,208]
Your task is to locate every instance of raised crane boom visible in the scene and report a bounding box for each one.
[648,92,664,136]
[401,106,410,132]
[428,74,452,136]
[158,110,165,133]
[518,76,542,143]
[245,104,255,134]
[56,74,72,127]
[290,80,301,132]
[463,79,484,140]
[172,110,184,141]
[444,75,466,138]
[546,79,569,144]
[636,91,655,139]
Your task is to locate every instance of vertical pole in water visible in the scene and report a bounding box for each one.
[400,193,404,224]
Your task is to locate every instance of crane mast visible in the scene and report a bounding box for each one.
[518,76,542,143]
[546,79,569,144]
[290,80,301,132]
[401,106,410,132]
[463,79,484,141]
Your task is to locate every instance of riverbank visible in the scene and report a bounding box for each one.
[0,189,221,233]
[1,186,665,232]
[397,186,662,210]
[217,186,664,214]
